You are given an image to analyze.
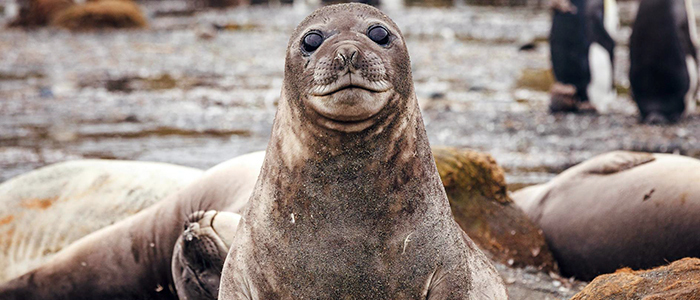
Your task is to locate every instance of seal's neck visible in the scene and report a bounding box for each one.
[249,91,449,230]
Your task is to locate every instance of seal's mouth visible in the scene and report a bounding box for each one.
[312,111,381,132]
[311,73,391,96]
[306,86,394,133]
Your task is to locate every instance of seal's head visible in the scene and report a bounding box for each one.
[284,3,412,133]
[171,210,240,300]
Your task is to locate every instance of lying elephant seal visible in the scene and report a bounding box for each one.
[218,3,506,299]
[0,159,203,282]
[0,151,265,300]
[513,151,700,280]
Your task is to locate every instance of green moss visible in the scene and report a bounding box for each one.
[516,68,555,92]
[433,146,558,272]
[143,74,177,90]
[615,83,630,96]
[433,147,510,205]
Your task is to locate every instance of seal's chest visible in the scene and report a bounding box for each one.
[263,226,441,298]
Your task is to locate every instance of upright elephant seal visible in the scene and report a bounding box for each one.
[218,4,506,299]
[512,151,700,281]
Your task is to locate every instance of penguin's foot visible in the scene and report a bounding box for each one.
[549,95,577,112]
[576,101,597,113]
[642,112,680,125]
[549,83,578,112]
[549,83,596,114]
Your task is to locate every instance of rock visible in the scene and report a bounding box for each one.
[205,0,250,9]
[0,160,203,281]
[433,146,558,272]
[196,24,217,40]
[8,0,74,27]
[571,258,700,300]
[51,0,147,30]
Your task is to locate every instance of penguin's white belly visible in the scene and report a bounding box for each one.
[587,42,616,113]
[684,55,698,115]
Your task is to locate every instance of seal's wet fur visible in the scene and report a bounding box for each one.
[219,4,506,299]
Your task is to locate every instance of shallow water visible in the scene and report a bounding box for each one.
[2,2,700,193]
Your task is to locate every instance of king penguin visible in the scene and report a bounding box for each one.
[549,0,618,113]
[629,0,698,124]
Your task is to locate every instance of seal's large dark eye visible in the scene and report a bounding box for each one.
[367,25,390,46]
[302,32,324,53]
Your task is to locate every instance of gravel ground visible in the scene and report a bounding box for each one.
[4,2,699,188]
[1,2,700,297]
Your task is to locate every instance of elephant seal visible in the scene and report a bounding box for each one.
[218,4,506,299]
[0,159,203,282]
[512,151,700,281]
[629,0,698,124]
[549,0,618,113]
[0,151,265,300]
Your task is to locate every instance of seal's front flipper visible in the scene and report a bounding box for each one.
[426,231,508,300]
[579,151,656,175]
[172,210,241,300]
[511,183,547,215]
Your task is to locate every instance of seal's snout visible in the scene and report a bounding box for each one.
[171,210,241,300]
[171,210,243,300]
[184,222,200,242]
[180,210,231,252]
[335,44,359,71]
[311,43,390,97]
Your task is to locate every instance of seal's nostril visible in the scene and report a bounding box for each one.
[349,51,358,65]
[336,45,360,68]
[337,52,347,65]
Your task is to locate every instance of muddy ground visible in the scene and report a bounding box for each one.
[1,1,700,299]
